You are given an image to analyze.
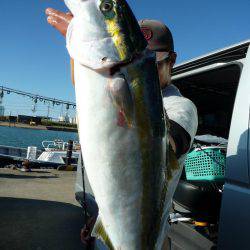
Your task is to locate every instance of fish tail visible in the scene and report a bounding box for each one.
[92,216,115,250]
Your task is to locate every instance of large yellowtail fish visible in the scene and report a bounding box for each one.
[64,0,177,249]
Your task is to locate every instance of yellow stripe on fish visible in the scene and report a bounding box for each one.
[105,18,129,61]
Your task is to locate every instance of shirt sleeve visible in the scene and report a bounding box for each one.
[169,119,191,158]
[163,95,198,142]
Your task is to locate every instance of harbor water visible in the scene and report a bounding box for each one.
[0,126,78,149]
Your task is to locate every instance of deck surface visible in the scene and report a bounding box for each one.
[0,168,86,250]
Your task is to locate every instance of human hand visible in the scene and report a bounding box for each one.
[80,216,97,245]
[45,8,73,37]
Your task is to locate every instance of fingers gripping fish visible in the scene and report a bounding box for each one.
[64,0,178,249]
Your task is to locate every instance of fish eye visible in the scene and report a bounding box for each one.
[100,1,113,12]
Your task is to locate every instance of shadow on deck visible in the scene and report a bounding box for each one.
[0,173,58,179]
[0,197,85,250]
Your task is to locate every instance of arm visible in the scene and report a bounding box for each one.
[46,8,75,85]
[169,120,191,159]
[164,95,198,158]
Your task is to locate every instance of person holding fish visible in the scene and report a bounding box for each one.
[46,1,198,249]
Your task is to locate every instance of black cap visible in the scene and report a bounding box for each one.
[139,19,174,61]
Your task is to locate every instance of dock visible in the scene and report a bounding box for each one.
[0,168,86,250]
[0,122,78,133]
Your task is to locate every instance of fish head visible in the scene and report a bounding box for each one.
[65,0,147,69]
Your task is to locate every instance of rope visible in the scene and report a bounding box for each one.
[80,154,93,250]
[81,154,88,221]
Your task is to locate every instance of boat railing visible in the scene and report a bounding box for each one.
[42,140,80,151]
[0,144,43,159]
[0,144,28,158]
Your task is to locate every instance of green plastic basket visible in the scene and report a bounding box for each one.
[184,147,226,181]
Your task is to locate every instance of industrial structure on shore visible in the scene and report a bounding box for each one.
[0,86,77,126]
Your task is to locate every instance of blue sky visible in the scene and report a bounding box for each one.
[0,0,249,118]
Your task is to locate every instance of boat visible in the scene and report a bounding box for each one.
[37,139,80,165]
[0,139,80,169]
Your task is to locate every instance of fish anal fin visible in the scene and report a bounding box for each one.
[92,216,115,250]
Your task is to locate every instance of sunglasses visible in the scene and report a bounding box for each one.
[156,51,175,66]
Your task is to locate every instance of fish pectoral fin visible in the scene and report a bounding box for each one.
[108,75,134,127]
[92,216,115,250]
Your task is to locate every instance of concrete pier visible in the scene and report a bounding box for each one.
[0,168,85,250]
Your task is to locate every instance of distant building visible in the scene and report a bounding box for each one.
[58,115,70,123]
[58,116,65,122]
[0,106,4,116]
[17,115,42,125]
[37,116,52,121]
[4,116,17,123]
[69,117,77,124]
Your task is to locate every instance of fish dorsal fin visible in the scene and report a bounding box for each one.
[92,216,115,250]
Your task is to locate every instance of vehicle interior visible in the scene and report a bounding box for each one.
[171,63,242,247]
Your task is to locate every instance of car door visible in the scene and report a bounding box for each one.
[218,45,250,250]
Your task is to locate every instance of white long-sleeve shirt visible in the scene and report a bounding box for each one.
[163,84,198,142]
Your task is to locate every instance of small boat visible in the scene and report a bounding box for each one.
[0,144,40,167]
[37,139,80,165]
[0,139,80,169]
